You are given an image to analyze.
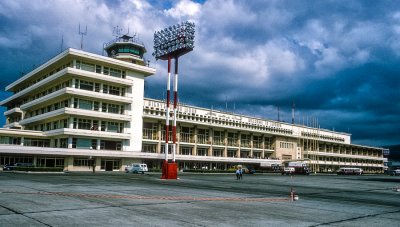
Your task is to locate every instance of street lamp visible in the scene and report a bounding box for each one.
[153,21,195,179]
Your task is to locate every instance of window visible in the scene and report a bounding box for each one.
[107,122,119,133]
[94,83,100,92]
[110,68,122,78]
[109,86,120,96]
[80,62,95,72]
[74,158,89,166]
[95,65,101,74]
[78,119,91,130]
[108,104,119,114]
[93,101,99,111]
[103,67,109,75]
[78,99,93,110]
[79,80,94,91]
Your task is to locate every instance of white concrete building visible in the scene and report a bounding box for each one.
[0,36,386,172]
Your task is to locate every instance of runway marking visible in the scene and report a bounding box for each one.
[2,191,292,203]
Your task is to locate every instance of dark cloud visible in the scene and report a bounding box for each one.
[0,0,399,146]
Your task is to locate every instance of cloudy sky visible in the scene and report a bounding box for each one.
[0,0,399,146]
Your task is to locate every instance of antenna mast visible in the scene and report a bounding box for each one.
[79,24,87,50]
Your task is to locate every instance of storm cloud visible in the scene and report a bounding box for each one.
[0,0,399,146]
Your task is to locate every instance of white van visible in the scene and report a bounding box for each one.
[125,163,148,174]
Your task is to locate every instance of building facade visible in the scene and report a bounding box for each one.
[0,39,386,173]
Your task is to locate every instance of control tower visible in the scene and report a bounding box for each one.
[104,34,147,66]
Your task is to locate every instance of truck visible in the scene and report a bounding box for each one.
[125,163,148,174]
[284,162,311,175]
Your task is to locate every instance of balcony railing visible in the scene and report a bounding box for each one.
[197,134,209,144]
[143,128,157,140]
[180,132,193,143]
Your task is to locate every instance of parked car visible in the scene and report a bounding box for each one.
[3,163,34,171]
[125,163,148,174]
[389,169,400,176]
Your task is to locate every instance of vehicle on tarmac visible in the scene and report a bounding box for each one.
[3,163,34,171]
[282,167,295,175]
[388,169,400,176]
[125,163,148,174]
[337,167,363,175]
[283,162,311,175]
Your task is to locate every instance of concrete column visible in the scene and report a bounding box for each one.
[176,124,180,154]
[68,136,73,149]
[261,135,265,158]
[33,156,37,167]
[237,132,241,158]
[71,78,76,88]
[157,121,161,154]
[65,156,73,171]
[223,130,228,157]
[20,137,24,146]
[69,117,74,129]
[70,97,75,108]
[250,134,254,158]
[208,128,213,156]
[193,126,197,156]
[96,139,101,150]
[50,139,55,148]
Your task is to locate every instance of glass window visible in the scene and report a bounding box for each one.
[95,65,101,74]
[81,62,95,72]
[110,68,121,78]
[108,104,119,114]
[109,86,120,96]
[103,67,109,75]
[78,119,91,130]
[79,99,92,110]
[79,80,94,91]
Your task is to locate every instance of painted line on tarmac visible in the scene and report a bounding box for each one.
[2,191,292,203]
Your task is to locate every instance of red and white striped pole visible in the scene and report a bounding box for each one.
[165,55,171,162]
[172,57,179,162]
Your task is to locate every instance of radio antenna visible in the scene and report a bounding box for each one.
[79,24,87,50]
[113,25,122,38]
[60,34,64,53]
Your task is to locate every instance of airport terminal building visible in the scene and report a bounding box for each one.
[0,36,386,172]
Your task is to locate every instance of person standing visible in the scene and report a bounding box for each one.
[239,168,243,180]
[236,168,241,180]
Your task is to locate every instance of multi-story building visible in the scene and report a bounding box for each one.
[0,36,386,172]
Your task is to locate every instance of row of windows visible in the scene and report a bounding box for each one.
[74,79,126,96]
[144,108,293,136]
[21,80,71,106]
[143,125,273,149]
[73,98,125,114]
[26,99,69,119]
[73,118,124,133]
[0,136,50,147]
[305,155,383,164]
[26,119,69,131]
[280,142,294,149]
[15,62,73,94]
[76,61,126,79]
[71,138,122,150]
[302,132,345,143]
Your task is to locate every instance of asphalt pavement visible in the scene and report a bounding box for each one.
[0,171,399,226]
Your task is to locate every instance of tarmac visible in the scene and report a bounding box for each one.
[0,171,399,226]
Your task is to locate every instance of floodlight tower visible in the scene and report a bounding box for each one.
[153,21,195,179]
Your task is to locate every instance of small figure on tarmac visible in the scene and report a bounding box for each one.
[239,167,243,180]
[236,168,241,180]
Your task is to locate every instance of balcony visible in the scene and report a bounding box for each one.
[143,128,157,140]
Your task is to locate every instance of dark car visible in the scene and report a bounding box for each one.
[3,163,34,171]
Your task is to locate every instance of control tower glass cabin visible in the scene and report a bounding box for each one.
[104,34,147,66]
